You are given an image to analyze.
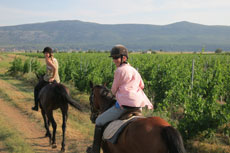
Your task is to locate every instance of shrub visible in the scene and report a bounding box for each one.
[7,57,23,76]
[215,48,223,54]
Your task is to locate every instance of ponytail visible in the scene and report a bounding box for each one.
[49,53,54,62]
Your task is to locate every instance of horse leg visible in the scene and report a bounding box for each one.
[47,111,57,148]
[61,107,68,152]
[47,119,51,136]
[41,109,51,138]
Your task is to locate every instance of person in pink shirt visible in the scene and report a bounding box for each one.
[87,45,153,153]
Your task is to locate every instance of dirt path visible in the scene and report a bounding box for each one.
[0,76,92,153]
[0,98,59,153]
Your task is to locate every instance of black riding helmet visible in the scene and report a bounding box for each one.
[109,45,128,59]
[109,45,128,66]
[42,47,53,54]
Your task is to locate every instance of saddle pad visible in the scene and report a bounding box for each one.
[103,116,143,143]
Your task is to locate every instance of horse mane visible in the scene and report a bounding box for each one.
[102,97,116,112]
[95,85,116,112]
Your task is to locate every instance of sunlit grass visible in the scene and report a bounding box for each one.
[0,116,34,153]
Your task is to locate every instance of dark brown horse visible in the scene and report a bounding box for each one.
[37,75,82,152]
[89,82,186,153]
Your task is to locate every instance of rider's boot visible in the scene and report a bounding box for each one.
[32,105,38,111]
[32,100,39,111]
[87,125,103,153]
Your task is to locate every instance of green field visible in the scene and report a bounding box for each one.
[1,52,230,153]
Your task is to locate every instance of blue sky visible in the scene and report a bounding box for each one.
[0,0,230,26]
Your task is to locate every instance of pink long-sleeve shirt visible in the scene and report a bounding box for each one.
[111,63,153,109]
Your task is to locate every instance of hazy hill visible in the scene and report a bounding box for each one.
[0,20,230,51]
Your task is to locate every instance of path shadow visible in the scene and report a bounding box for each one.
[0,148,8,153]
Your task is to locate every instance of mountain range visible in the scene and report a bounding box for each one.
[0,20,230,51]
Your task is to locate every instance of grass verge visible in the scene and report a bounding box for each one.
[0,116,34,153]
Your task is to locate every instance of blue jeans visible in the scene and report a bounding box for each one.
[95,105,128,126]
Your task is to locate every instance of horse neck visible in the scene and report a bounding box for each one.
[38,74,45,82]
[100,98,116,113]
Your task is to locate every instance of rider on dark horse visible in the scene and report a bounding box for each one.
[87,45,153,153]
[32,47,60,111]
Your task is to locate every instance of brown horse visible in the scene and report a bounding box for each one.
[89,82,186,153]
[37,75,82,152]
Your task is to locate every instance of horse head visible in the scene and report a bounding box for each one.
[35,72,45,83]
[89,81,116,123]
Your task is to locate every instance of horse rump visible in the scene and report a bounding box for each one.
[53,83,82,111]
[161,126,186,153]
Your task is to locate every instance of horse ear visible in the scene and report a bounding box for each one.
[35,72,39,79]
[89,81,94,88]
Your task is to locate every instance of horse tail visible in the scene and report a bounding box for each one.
[55,84,82,111]
[161,126,186,153]
[65,94,82,111]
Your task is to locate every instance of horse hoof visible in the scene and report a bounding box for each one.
[52,144,57,148]
[61,148,65,152]
[45,133,50,137]
[86,146,92,153]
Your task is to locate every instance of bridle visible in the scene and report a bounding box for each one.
[89,89,99,123]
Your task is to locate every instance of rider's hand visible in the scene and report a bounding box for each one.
[49,77,55,82]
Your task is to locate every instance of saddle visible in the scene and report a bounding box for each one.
[119,106,142,120]
[103,107,143,144]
